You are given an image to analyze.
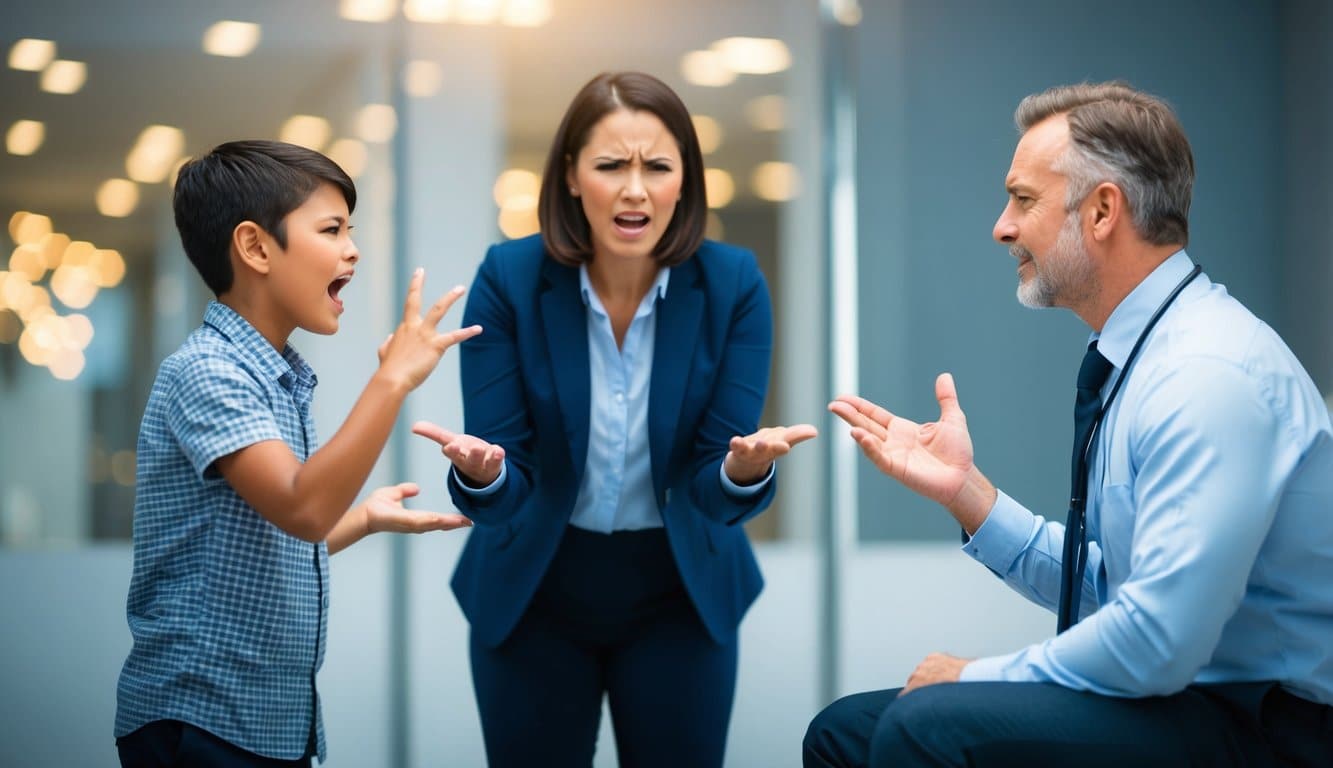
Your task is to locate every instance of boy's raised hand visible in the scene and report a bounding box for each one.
[377,268,482,392]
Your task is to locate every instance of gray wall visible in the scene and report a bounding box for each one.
[855,0,1290,540]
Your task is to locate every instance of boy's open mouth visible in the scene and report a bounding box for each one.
[328,275,352,303]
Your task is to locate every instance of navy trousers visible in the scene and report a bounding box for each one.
[470,525,738,768]
[117,720,311,768]
[803,681,1333,767]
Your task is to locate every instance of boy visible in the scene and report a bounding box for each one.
[114,140,480,767]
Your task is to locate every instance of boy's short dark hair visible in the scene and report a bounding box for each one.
[173,140,357,296]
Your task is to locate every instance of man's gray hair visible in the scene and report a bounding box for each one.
[1015,82,1194,246]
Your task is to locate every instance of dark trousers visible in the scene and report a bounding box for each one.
[117,720,311,768]
[803,681,1333,767]
[470,525,738,768]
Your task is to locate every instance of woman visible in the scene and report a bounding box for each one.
[413,71,816,767]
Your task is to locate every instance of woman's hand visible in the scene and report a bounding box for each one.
[411,421,507,488]
[723,424,819,486]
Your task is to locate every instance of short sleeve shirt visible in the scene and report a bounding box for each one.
[115,301,329,761]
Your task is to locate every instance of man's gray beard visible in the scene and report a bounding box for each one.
[1015,211,1097,309]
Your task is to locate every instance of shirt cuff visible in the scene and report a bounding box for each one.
[720,462,774,497]
[451,461,506,497]
[960,489,1033,574]
[958,651,1022,683]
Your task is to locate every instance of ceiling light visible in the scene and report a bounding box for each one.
[680,50,736,88]
[279,115,332,150]
[96,179,140,218]
[354,104,397,143]
[9,39,56,72]
[40,60,87,94]
[340,0,396,22]
[327,139,368,178]
[404,0,452,22]
[403,60,444,98]
[710,37,791,75]
[202,21,261,57]
[704,168,735,209]
[501,0,553,27]
[6,120,44,156]
[492,169,541,207]
[750,161,800,202]
[8,212,52,246]
[125,125,186,183]
[691,115,722,155]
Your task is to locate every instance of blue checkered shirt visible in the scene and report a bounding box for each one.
[116,301,329,762]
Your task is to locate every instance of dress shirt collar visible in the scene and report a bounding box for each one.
[1091,249,1198,370]
[577,263,672,317]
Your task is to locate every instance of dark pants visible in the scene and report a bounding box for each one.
[471,525,738,768]
[117,720,311,768]
[803,681,1333,767]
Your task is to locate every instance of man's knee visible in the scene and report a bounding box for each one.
[870,685,965,765]
[804,690,897,768]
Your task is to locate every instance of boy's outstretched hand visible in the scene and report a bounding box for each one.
[377,268,482,393]
[328,482,473,554]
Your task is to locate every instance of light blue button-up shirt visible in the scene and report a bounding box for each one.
[961,251,1333,705]
[456,263,770,532]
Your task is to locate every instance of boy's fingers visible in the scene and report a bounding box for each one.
[402,268,425,322]
[423,286,466,327]
[411,420,456,446]
[438,325,483,348]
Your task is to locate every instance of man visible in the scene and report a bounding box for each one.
[804,82,1333,766]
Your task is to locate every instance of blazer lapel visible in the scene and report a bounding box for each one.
[539,259,590,484]
[649,257,703,501]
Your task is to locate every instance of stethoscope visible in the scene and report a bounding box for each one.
[1057,262,1204,631]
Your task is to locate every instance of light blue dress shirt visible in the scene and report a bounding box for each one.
[961,251,1333,706]
[455,263,771,533]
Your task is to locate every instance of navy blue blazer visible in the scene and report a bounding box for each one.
[447,234,777,648]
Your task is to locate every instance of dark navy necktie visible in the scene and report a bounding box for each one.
[1057,341,1114,632]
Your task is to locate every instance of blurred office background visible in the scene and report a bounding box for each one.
[1,0,1329,765]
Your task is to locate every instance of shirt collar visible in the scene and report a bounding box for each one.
[1092,249,1195,370]
[202,300,313,388]
[578,264,671,318]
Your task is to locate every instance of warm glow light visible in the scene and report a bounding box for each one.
[691,115,722,155]
[403,60,444,98]
[9,244,46,281]
[51,263,99,309]
[327,138,368,178]
[750,161,801,202]
[91,249,127,287]
[704,168,735,209]
[455,0,500,24]
[62,240,95,268]
[126,125,186,183]
[745,95,786,132]
[492,169,541,207]
[96,179,139,218]
[18,325,53,366]
[501,0,552,27]
[202,21,261,57]
[279,115,331,150]
[680,50,736,87]
[9,39,56,72]
[340,0,396,22]
[833,0,863,26]
[37,232,71,269]
[9,212,52,245]
[18,291,52,323]
[710,37,791,75]
[1,271,31,309]
[6,120,45,156]
[404,0,452,22]
[354,104,397,143]
[62,313,94,349]
[40,59,87,94]
[497,194,538,239]
[48,347,86,380]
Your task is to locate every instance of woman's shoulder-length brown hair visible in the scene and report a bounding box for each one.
[538,71,707,267]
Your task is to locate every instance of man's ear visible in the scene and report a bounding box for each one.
[232,221,272,276]
[1088,182,1124,242]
